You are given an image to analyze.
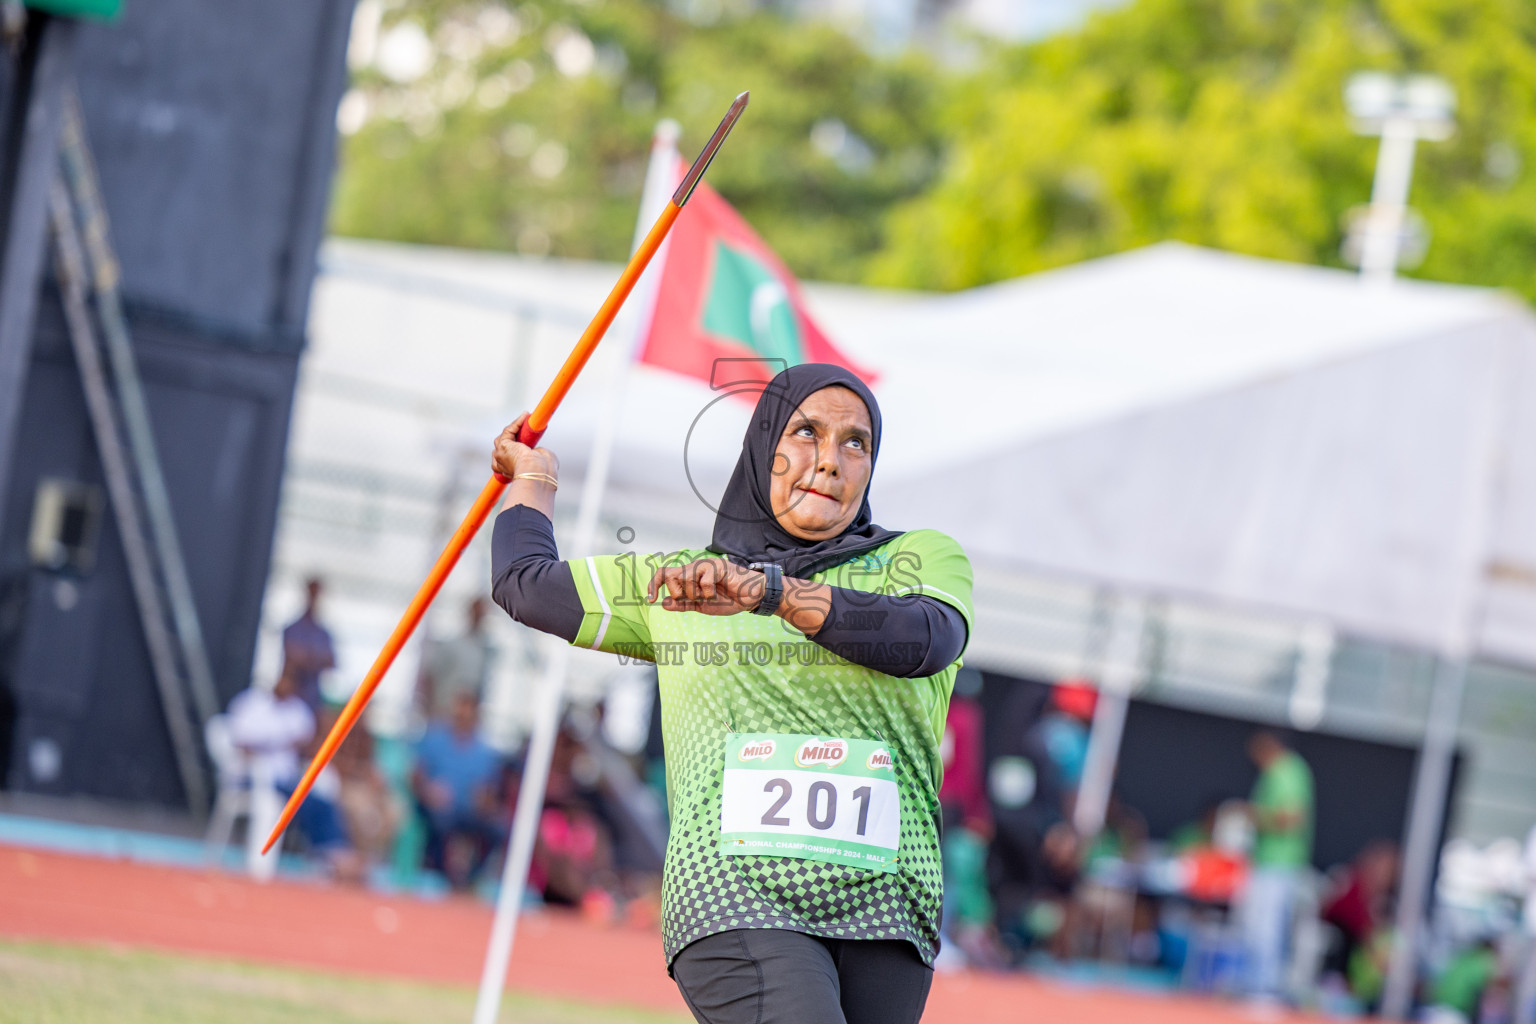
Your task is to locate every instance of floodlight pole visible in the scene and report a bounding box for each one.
[1345,73,1454,285]
[1357,117,1421,283]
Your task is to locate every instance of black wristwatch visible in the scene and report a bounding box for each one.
[748,562,784,616]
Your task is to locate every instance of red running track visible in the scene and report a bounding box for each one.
[0,843,1302,1024]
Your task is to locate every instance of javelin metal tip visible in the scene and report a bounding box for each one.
[672,91,750,208]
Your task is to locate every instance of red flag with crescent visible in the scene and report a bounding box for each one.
[637,166,877,391]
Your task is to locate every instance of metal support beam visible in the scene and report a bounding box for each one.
[56,89,221,726]
[1380,330,1511,1018]
[0,13,74,537]
[48,178,209,815]
[1380,655,1469,1019]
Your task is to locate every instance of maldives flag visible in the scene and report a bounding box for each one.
[637,168,877,391]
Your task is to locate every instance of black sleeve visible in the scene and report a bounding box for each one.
[809,589,969,678]
[489,505,583,643]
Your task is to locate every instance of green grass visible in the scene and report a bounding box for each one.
[0,939,689,1024]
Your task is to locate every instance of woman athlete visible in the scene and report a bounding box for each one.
[490,363,973,1024]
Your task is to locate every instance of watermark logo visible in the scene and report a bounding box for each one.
[795,738,847,769]
[683,358,804,525]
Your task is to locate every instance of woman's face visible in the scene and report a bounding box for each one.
[769,385,874,542]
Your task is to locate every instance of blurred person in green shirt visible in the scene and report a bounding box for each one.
[1433,938,1500,1021]
[1239,730,1314,1001]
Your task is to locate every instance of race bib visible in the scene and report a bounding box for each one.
[720,733,900,872]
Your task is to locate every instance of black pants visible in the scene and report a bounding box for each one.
[672,929,933,1024]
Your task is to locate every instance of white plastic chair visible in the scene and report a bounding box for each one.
[203,714,246,862]
[202,713,284,878]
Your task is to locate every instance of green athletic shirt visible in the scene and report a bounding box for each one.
[1251,750,1314,868]
[566,529,974,967]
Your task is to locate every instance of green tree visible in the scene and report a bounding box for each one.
[330,0,945,284]
[869,0,1536,302]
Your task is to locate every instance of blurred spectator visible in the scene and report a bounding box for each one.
[1168,796,1224,855]
[583,698,667,896]
[1321,840,1399,981]
[1060,795,1150,962]
[1084,795,1149,867]
[1432,938,1500,1021]
[226,662,312,786]
[412,690,503,890]
[281,576,336,714]
[418,596,495,722]
[532,722,619,915]
[1239,730,1314,1001]
[227,661,360,881]
[641,673,669,820]
[985,684,1072,959]
[1179,800,1252,905]
[1030,821,1083,958]
[535,801,615,913]
[330,714,403,867]
[939,668,1002,966]
[1039,679,1096,792]
[1518,821,1536,1024]
[939,668,989,830]
[1346,926,1395,1010]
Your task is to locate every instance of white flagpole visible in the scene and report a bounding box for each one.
[1073,593,1145,838]
[472,120,682,1024]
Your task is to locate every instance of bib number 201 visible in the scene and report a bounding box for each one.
[760,777,872,836]
[720,733,900,873]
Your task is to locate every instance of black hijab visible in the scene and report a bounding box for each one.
[707,363,902,578]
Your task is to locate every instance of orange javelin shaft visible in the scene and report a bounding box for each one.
[263,92,749,855]
[260,475,505,853]
[521,90,749,446]
[522,202,678,444]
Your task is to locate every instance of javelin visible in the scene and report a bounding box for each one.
[262,91,749,854]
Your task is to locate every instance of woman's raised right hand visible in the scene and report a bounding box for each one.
[492,412,560,483]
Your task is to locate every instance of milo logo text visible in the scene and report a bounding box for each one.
[738,740,776,762]
[795,738,848,769]
[866,748,893,771]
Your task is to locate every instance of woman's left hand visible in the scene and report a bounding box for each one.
[648,558,765,616]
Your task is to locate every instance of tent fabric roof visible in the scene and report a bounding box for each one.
[855,242,1515,480]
